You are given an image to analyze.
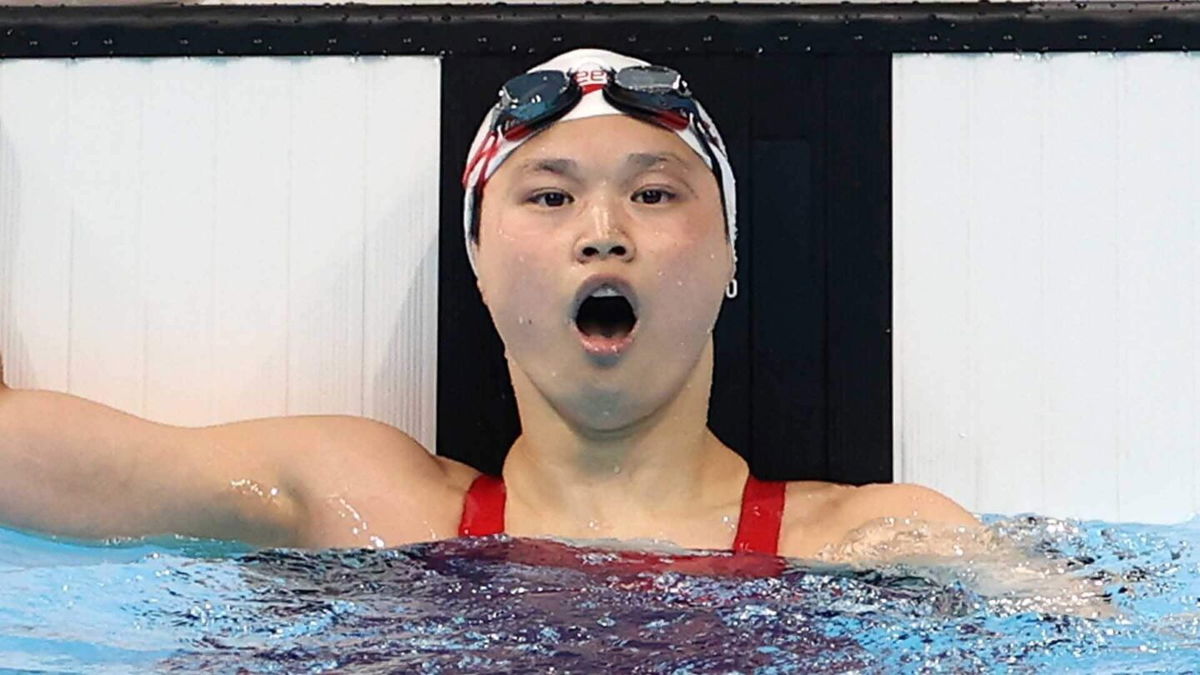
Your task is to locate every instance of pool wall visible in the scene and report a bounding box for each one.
[894,52,1200,524]
[0,55,442,451]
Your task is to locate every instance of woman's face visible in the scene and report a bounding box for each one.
[474,115,732,432]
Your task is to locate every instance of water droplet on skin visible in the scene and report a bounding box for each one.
[587,519,599,530]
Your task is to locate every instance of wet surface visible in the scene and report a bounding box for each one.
[0,515,1198,673]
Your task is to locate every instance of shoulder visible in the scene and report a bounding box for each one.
[827,483,976,524]
[778,481,977,558]
[284,415,478,488]
[267,416,481,546]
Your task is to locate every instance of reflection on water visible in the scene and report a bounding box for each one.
[0,515,1197,673]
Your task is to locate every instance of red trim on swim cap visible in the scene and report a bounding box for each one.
[462,130,499,188]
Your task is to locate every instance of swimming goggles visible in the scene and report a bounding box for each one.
[465,65,727,202]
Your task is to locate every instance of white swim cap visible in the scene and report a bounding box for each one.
[461,47,738,274]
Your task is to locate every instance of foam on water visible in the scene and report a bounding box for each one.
[0,515,1197,673]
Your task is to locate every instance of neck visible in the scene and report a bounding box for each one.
[501,341,747,533]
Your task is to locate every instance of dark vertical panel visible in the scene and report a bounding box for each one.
[824,55,892,484]
[438,55,531,475]
[665,54,753,463]
[747,58,828,481]
[749,139,826,481]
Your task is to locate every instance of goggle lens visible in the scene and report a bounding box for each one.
[612,65,685,95]
[498,71,577,137]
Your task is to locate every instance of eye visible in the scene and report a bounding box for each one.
[633,188,675,205]
[529,191,572,208]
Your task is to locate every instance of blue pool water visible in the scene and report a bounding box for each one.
[0,515,1198,673]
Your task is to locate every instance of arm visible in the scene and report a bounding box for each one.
[836,483,981,530]
[817,483,1114,618]
[0,359,438,547]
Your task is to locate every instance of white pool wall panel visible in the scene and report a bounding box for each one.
[894,52,1200,524]
[0,56,441,452]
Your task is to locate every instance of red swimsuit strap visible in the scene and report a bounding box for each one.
[731,474,787,556]
[458,472,787,555]
[458,474,506,537]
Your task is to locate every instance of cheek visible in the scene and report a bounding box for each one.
[477,241,563,337]
[647,241,730,330]
[646,222,731,290]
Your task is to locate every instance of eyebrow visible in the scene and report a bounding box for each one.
[624,152,692,172]
[517,158,582,180]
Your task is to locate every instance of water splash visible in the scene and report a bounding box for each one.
[0,516,1197,672]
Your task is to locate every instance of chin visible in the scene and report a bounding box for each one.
[559,363,694,434]
[566,395,650,435]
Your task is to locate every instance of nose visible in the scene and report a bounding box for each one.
[576,236,633,262]
[574,202,635,264]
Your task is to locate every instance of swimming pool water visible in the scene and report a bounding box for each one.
[0,514,1197,673]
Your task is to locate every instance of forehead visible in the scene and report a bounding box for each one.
[496,115,705,178]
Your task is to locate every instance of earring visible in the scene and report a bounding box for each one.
[725,278,739,299]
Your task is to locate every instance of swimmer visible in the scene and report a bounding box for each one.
[0,48,977,558]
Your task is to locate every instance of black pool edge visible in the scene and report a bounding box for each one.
[0,2,1198,58]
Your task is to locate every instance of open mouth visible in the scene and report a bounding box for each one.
[573,281,639,357]
[576,289,637,338]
